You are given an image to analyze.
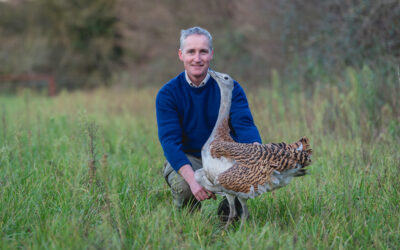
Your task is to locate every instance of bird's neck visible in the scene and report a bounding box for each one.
[203,82,233,151]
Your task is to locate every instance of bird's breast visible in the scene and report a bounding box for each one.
[201,150,235,184]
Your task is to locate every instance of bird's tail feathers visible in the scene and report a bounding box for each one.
[290,137,313,169]
[291,137,311,153]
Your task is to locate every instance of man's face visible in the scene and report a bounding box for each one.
[178,34,213,83]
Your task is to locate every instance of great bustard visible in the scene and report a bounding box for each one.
[195,70,313,227]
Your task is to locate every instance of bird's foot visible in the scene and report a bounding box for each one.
[238,197,249,230]
[217,197,242,223]
[224,216,235,230]
[222,194,238,230]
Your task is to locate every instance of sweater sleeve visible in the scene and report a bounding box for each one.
[229,82,262,144]
[156,87,191,172]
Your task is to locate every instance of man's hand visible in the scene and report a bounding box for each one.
[188,181,216,201]
[179,164,216,201]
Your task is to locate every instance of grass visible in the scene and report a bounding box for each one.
[0,68,399,249]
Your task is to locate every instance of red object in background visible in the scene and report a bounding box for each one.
[0,74,56,96]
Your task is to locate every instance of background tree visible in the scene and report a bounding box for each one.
[0,0,399,90]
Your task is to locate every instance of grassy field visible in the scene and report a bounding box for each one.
[1,68,399,249]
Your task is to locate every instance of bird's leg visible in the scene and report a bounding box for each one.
[238,197,249,229]
[224,194,237,229]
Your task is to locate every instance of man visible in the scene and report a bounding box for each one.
[156,27,262,213]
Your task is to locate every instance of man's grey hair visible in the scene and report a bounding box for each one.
[179,26,213,51]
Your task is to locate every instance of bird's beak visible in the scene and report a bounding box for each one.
[208,69,216,78]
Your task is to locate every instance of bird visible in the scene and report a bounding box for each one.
[195,70,313,228]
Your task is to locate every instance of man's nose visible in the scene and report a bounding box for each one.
[194,52,202,62]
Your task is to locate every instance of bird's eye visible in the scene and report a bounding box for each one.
[224,76,228,80]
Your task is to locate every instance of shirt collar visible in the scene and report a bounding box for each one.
[185,70,210,88]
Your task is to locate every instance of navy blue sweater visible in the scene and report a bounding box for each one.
[156,71,262,172]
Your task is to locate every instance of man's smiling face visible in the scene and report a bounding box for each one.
[178,34,213,85]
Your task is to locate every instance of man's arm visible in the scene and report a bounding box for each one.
[156,88,191,171]
[156,87,215,201]
[179,164,216,201]
[230,82,262,144]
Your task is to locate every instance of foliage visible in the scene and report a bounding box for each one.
[0,0,122,90]
[1,0,399,91]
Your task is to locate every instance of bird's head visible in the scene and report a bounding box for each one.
[209,70,234,91]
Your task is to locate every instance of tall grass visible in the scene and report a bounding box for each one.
[0,68,399,249]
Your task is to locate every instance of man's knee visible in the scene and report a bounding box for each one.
[163,157,202,209]
[168,172,193,203]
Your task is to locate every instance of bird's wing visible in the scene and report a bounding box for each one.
[217,162,275,194]
[210,141,259,162]
[211,140,312,172]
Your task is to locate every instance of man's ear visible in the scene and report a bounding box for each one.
[178,49,184,61]
[210,49,214,60]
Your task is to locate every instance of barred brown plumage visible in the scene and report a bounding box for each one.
[194,70,313,229]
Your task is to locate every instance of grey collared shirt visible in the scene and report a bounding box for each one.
[185,70,210,88]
